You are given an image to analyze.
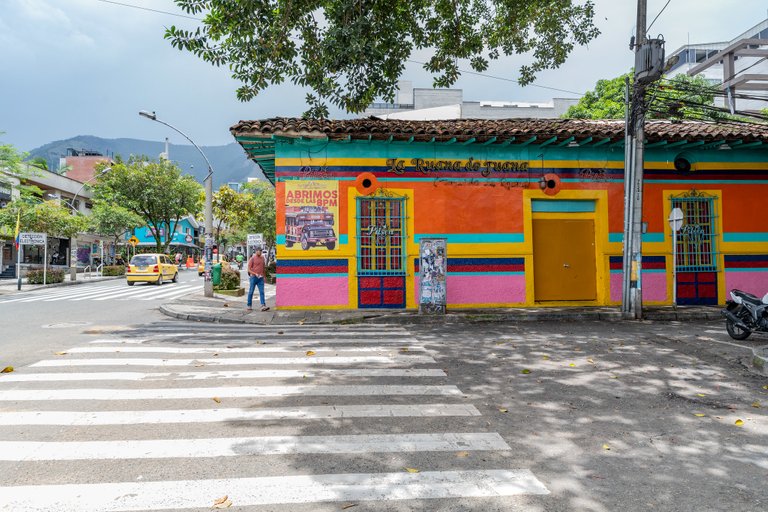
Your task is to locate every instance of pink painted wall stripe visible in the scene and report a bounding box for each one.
[610,272,667,302]
[416,275,525,305]
[277,277,349,307]
[726,271,768,298]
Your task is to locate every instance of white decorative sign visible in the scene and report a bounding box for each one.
[19,232,47,245]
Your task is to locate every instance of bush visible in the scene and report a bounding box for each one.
[266,260,276,280]
[214,267,241,290]
[102,265,125,276]
[27,268,65,284]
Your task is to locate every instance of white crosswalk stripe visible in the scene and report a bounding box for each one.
[0,322,549,510]
[0,283,196,303]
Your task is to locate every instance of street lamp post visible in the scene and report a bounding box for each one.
[139,110,214,298]
[67,167,111,281]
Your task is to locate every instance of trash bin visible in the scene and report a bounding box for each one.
[212,263,222,286]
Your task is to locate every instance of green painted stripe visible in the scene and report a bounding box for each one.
[608,233,664,243]
[531,199,595,213]
[414,233,524,244]
[723,233,768,243]
[277,273,348,278]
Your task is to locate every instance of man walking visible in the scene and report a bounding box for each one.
[246,247,269,312]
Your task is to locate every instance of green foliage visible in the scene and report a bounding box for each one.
[212,185,257,252]
[166,0,600,117]
[27,268,65,284]
[89,202,144,250]
[0,200,87,239]
[242,181,276,262]
[102,265,126,276]
[564,72,723,121]
[214,266,241,290]
[93,157,203,253]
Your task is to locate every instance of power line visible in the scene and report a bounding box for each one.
[94,0,203,20]
[646,0,672,33]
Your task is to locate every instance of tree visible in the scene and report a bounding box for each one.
[88,202,144,258]
[212,185,257,253]
[563,72,725,121]
[0,200,87,240]
[242,181,276,263]
[166,0,600,117]
[93,157,202,253]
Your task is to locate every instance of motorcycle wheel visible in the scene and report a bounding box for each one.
[725,319,751,340]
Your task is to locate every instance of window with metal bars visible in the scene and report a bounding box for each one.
[356,197,406,275]
[671,191,718,272]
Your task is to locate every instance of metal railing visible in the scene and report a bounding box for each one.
[96,263,103,277]
[83,265,92,278]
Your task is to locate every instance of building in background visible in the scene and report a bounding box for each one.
[234,117,768,311]
[364,81,579,121]
[666,18,768,113]
[60,148,112,183]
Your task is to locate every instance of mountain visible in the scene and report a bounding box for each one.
[27,135,266,187]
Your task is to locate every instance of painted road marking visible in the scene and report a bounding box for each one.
[29,355,435,367]
[86,337,421,344]
[0,385,463,401]
[0,368,446,383]
[65,346,427,354]
[0,432,508,460]
[0,404,481,426]
[0,470,549,510]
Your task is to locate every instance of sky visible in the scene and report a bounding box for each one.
[1,0,767,152]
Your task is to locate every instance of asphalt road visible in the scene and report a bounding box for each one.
[0,285,766,511]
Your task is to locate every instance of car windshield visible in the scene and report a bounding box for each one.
[131,255,157,266]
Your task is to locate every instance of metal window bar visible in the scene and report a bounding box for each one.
[672,194,718,272]
[356,197,407,276]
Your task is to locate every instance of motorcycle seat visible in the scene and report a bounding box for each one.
[732,289,768,305]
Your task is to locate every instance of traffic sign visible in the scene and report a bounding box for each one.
[18,232,46,245]
[184,234,193,243]
[668,208,684,232]
[128,236,139,247]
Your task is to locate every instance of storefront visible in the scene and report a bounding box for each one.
[232,118,768,310]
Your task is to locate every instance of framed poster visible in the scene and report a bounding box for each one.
[419,238,447,314]
[284,181,339,251]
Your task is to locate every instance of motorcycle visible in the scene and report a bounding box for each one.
[720,289,768,340]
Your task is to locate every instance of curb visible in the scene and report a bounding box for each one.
[753,346,768,376]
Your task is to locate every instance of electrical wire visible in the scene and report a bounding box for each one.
[647,0,672,33]
[94,0,202,20]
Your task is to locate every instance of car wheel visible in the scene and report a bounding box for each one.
[157,274,164,286]
[301,234,310,250]
[172,272,178,283]
[326,241,336,250]
[286,241,294,248]
[127,281,135,286]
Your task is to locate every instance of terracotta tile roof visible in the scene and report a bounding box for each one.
[231,117,768,144]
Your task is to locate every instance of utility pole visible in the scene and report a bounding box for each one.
[631,0,647,320]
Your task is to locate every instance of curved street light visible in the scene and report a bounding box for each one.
[68,167,111,214]
[139,110,214,298]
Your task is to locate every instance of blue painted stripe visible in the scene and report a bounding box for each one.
[724,254,768,262]
[277,235,348,244]
[646,180,768,184]
[277,273,348,278]
[278,259,348,267]
[725,268,768,273]
[723,233,768,243]
[608,233,664,243]
[531,200,595,213]
[414,233,524,243]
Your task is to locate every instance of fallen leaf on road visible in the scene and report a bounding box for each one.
[306,350,316,357]
[277,331,284,335]
[696,394,706,397]
[54,352,67,356]
[212,397,221,404]
[751,401,761,408]
[602,444,611,450]
[194,363,205,367]
[298,320,306,325]
[693,413,706,417]
[404,467,420,473]
[212,495,232,508]
[541,355,550,360]
[763,385,768,390]
[400,348,409,353]
[521,369,531,374]
[569,363,576,367]
[341,504,358,510]
[1,366,13,373]
[498,408,509,413]
[456,451,470,458]
[735,419,744,427]
[213,353,219,357]
[222,303,229,308]
[609,375,619,379]
[587,358,595,364]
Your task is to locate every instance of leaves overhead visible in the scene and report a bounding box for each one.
[166,0,600,117]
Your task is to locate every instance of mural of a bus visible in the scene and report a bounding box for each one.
[285,206,337,250]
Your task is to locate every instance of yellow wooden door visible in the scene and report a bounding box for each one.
[533,219,597,301]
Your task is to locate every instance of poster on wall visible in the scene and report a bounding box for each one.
[284,181,339,251]
[419,238,447,314]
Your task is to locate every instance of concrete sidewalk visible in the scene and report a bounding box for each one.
[160,290,724,325]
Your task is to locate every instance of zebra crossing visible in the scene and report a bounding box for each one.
[0,282,201,303]
[0,322,549,510]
